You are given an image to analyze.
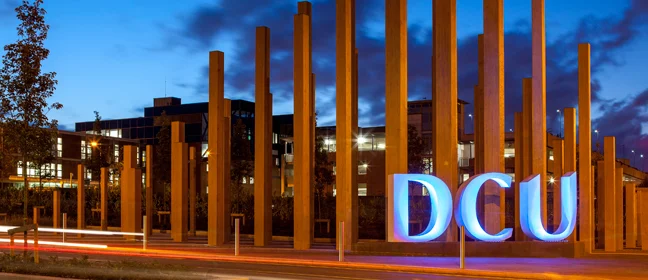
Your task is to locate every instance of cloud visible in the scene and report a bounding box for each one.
[159,0,648,170]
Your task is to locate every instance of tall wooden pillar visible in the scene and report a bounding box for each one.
[578,43,593,251]
[171,122,188,242]
[474,36,485,226]
[639,189,648,250]
[532,0,548,227]
[77,164,85,234]
[615,167,624,249]
[100,167,108,231]
[121,145,141,240]
[336,0,358,250]
[626,183,637,248]
[483,0,505,233]
[514,112,523,241]
[294,3,314,250]
[552,139,564,231]
[208,50,228,246]
[595,160,605,248]
[603,137,616,251]
[522,78,532,179]
[223,99,232,235]
[433,0,458,240]
[145,145,153,236]
[189,146,197,237]
[564,108,576,242]
[53,188,61,230]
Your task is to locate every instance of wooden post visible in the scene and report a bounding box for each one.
[578,43,593,251]
[100,167,108,231]
[255,26,273,247]
[145,145,153,237]
[171,122,188,242]
[603,137,616,252]
[77,164,85,237]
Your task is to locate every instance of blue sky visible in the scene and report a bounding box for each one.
[1,0,647,168]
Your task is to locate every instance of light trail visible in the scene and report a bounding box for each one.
[0,225,144,236]
[0,238,108,249]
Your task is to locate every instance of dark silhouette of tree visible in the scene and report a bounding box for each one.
[230,119,253,214]
[314,116,334,220]
[0,0,62,225]
[408,125,425,174]
[153,110,171,190]
[84,111,112,181]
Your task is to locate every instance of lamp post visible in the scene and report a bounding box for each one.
[631,150,636,167]
[641,154,645,171]
[594,129,600,152]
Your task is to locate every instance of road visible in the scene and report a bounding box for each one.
[10,250,474,280]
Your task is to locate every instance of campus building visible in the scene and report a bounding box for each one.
[0,130,138,188]
[74,96,646,198]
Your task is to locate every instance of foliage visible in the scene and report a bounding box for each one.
[272,195,293,236]
[358,196,385,240]
[83,111,113,180]
[407,125,426,174]
[153,110,171,190]
[314,134,334,219]
[230,118,253,214]
[0,0,61,223]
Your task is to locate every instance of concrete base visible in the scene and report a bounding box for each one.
[352,241,584,258]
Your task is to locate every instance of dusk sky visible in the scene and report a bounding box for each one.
[0,0,646,168]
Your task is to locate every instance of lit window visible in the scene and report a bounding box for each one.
[114,144,119,162]
[242,177,247,184]
[358,183,367,196]
[81,140,86,159]
[250,177,254,184]
[57,137,62,157]
[137,146,140,165]
[358,163,368,175]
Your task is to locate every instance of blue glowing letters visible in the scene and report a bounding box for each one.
[454,173,513,242]
[387,174,453,242]
[519,172,577,241]
[387,172,577,243]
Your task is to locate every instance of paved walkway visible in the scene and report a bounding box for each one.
[2,231,648,279]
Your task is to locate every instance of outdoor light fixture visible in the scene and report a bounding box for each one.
[362,163,368,168]
[357,136,367,144]
[91,141,98,147]
[455,173,513,242]
[378,143,386,149]
[520,173,577,241]
[549,177,555,184]
[388,174,452,242]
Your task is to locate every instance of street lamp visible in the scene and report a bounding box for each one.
[641,154,645,171]
[594,129,600,152]
[90,141,98,148]
[631,150,636,166]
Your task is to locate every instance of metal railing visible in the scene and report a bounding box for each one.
[7,224,39,263]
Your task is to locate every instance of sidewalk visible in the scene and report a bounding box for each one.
[5,231,648,280]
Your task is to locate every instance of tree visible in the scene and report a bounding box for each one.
[407,125,426,174]
[230,119,253,214]
[84,111,112,181]
[314,133,334,219]
[0,0,62,225]
[153,110,171,190]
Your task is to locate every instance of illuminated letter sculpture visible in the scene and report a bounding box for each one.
[388,174,452,242]
[455,173,513,242]
[520,172,577,241]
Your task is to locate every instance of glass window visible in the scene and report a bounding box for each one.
[81,140,86,159]
[57,137,62,157]
[358,163,368,175]
[114,144,119,162]
[358,183,367,196]
[504,148,515,158]
[250,177,254,184]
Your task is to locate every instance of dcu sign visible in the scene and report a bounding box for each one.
[387,172,577,242]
